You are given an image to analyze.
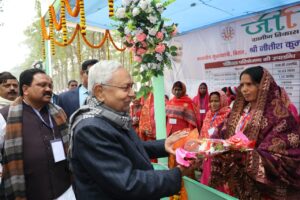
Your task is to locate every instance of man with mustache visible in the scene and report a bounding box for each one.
[0,72,19,109]
[0,68,73,200]
[69,60,194,200]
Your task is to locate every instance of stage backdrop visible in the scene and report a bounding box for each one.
[165,4,300,112]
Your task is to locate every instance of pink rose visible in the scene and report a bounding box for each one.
[131,46,137,53]
[171,26,177,36]
[136,33,147,42]
[136,48,147,55]
[155,43,165,54]
[126,34,134,44]
[141,41,147,48]
[226,131,256,149]
[156,32,164,40]
[134,55,142,62]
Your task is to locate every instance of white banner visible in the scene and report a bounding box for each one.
[166,4,300,112]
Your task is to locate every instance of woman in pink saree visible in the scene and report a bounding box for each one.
[209,66,300,199]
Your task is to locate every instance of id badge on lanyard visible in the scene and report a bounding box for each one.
[50,139,66,163]
[33,108,66,163]
[169,118,177,124]
[208,127,215,136]
[208,112,217,136]
[200,109,206,114]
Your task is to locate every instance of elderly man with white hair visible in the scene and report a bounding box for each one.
[69,60,193,200]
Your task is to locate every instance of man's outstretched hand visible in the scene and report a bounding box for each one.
[165,130,189,155]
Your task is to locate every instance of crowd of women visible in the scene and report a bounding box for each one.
[130,66,300,199]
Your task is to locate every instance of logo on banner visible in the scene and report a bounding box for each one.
[221,25,235,41]
[241,6,300,36]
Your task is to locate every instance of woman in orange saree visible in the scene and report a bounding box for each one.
[166,81,200,200]
[130,97,142,134]
[138,93,156,141]
[166,81,200,137]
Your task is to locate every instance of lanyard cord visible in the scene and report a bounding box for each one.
[238,111,251,132]
[32,108,56,139]
[209,112,218,128]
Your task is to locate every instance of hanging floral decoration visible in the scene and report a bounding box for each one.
[65,0,80,17]
[60,0,68,45]
[108,0,115,17]
[40,0,125,58]
[48,6,55,55]
[79,0,86,35]
[77,33,82,65]
[114,0,178,96]
[41,32,46,60]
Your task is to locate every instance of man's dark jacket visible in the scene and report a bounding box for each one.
[70,116,181,200]
[57,87,80,119]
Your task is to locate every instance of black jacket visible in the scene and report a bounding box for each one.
[57,87,80,119]
[70,116,181,200]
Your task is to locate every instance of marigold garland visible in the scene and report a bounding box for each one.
[77,33,82,65]
[65,0,80,17]
[41,17,50,40]
[108,0,114,17]
[41,20,124,52]
[107,31,126,51]
[48,6,55,55]
[41,32,46,60]
[40,0,126,57]
[60,0,67,45]
[53,25,80,47]
[79,0,86,35]
[50,6,62,31]
[106,39,110,60]
[81,30,108,48]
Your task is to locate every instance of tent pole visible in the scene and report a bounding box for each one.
[44,33,52,76]
[152,75,168,166]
